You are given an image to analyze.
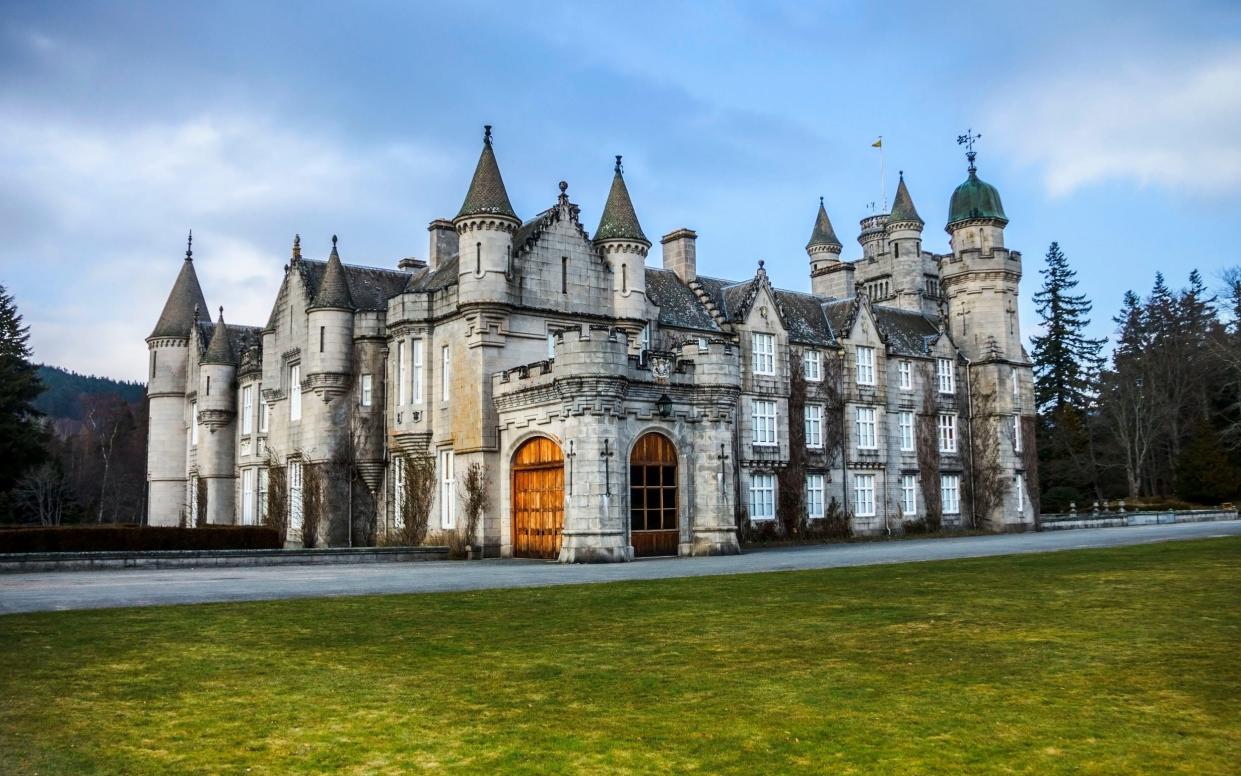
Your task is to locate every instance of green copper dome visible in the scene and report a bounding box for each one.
[947,171,1007,229]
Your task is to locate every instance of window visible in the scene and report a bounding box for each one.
[1012,368,1020,402]
[640,324,651,352]
[475,242,481,274]
[150,351,157,380]
[241,385,253,435]
[894,242,900,259]
[190,401,198,445]
[561,256,569,294]
[1013,415,1022,452]
[441,346,451,401]
[412,340,424,404]
[937,358,955,394]
[259,398,269,434]
[805,405,824,448]
[622,263,628,293]
[439,450,455,529]
[749,473,775,521]
[899,411,914,451]
[361,374,373,407]
[854,474,876,517]
[901,474,917,517]
[289,364,302,421]
[397,341,407,406]
[392,457,406,530]
[547,333,556,359]
[319,326,325,353]
[806,474,825,519]
[938,414,957,453]
[803,350,821,382]
[856,406,877,450]
[698,337,708,353]
[752,400,777,446]
[258,468,268,523]
[941,474,960,515]
[205,375,211,396]
[1015,473,1025,514]
[926,277,940,297]
[856,346,876,385]
[288,460,304,533]
[241,468,255,525]
[752,333,775,375]
[899,360,913,390]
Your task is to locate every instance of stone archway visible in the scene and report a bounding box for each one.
[629,432,679,557]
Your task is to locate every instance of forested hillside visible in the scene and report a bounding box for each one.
[34,365,145,420]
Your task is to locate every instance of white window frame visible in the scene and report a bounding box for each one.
[288,460,304,533]
[854,473,876,517]
[289,364,302,422]
[397,340,407,406]
[941,474,961,515]
[752,399,778,447]
[749,473,775,521]
[640,324,651,352]
[1013,415,1022,452]
[547,332,557,359]
[258,382,269,434]
[441,345,451,402]
[439,450,455,529]
[806,473,825,519]
[190,400,198,446]
[412,340,424,404]
[899,411,915,452]
[856,406,877,450]
[241,468,255,525]
[392,457,406,530]
[901,474,917,517]
[697,337,709,353]
[752,332,775,376]
[803,350,822,382]
[361,374,373,407]
[937,358,955,394]
[938,413,957,453]
[898,360,913,390]
[856,346,876,386]
[805,404,823,449]
[1015,472,1025,514]
[257,468,269,523]
[241,385,254,435]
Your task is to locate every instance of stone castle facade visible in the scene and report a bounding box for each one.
[145,127,1036,560]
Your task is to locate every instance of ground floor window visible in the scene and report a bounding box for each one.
[241,468,255,525]
[439,450,455,529]
[901,474,917,517]
[392,457,406,530]
[854,473,876,517]
[1015,473,1025,514]
[806,474,825,519]
[749,473,775,521]
[941,474,960,515]
[288,460,304,533]
[258,468,269,523]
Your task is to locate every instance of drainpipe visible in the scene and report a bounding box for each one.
[963,355,978,530]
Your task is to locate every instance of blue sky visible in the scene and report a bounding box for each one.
[2,0,1239,381]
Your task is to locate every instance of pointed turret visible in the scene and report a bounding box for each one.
[887,173,923,227]
[310,235,354,310]
[807,198,846,297]
[595,156,649,245]
[456,125,517,220]
[806,198,842,252]
[149,231,210,339]
[202,307,235,365]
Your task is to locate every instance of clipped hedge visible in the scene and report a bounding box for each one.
[0,525,283,554]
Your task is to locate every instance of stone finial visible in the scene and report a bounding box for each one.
[484,124,493,145]
[292,233,301,261]
[615,154,623,174]
[558,180,569,205]
[185,229,193,260]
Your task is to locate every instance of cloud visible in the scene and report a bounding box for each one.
[988,48,1241,197]
[0,108,449,381]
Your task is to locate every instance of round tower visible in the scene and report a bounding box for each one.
[885,172,926,309]
[305,235,355,402]
[594,155,650,352]
[454,125,520,305]
[198,307,238,525]
[146,232,211,526]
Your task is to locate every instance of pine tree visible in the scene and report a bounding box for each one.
[0,284,48,496]
[1030,242,1106,414]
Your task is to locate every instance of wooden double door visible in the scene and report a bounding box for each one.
[630,433,680,557]
[511,437,564,559]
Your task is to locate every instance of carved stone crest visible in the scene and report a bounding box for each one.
[650,354,672,383]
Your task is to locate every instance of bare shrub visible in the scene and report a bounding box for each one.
[915,365,942,531]
[397,452,436,546]
[195,476,208,528]
[806,497,852,540]
[459,461,489,555]
[263,451,288,542]
[301,462,325,548]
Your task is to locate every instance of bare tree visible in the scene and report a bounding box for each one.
[459,461,489,555]
[397,452,436,546]
[300,462,326,548]
[777,352,807,537]
[915,365,942,531]
[263,450,288,541]
[15,462,68,525]
[1099,364,1162,498]
[963,388,1008,530]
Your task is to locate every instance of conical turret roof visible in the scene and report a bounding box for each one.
[594,156,648,244]
[310,236,355,310]
[149,233,210,339]
[806,198,842,251]
[456,126,517,220]
[202,308,235,365]
[888,173,923,227]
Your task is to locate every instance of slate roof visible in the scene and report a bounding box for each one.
[594,161,648,244]
[873,305,940,355]
[201,311,234,365]
[823,299,855,339]
[456,130,517,220]
[196,319,262,366]
[806,199,843,250]
[644,268,721,332]
[888,175,924,226]
[773,289,835,346]
[406,255,459,292]
[298,259,411,311]
[309,242,355,310]
[150,256,211,339]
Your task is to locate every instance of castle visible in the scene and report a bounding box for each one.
[145,127,1035,560]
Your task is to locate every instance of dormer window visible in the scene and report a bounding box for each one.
[752,333,775,375]
[855,346,876,385]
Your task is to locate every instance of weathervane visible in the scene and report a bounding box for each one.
[957,128,981,172]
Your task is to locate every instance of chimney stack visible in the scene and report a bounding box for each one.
[661,228,697,284]
[427,219,458,271]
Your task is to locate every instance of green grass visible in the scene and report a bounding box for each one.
[2,539,1239,775]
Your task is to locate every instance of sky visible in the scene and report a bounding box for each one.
[2,0,1239,382]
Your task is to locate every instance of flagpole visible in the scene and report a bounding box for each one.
[880,136,886,213]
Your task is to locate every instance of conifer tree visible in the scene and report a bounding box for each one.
[1030,242,1105,414]
[0,284,47,496]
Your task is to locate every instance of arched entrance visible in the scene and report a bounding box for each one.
[511,437,564,559]
[630,432,679,557]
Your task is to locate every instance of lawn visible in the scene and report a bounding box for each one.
[1,539,1238,775]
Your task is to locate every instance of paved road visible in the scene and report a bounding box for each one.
[2,521,1238,615]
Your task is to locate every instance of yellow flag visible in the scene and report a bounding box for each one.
[871,137,882,148]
